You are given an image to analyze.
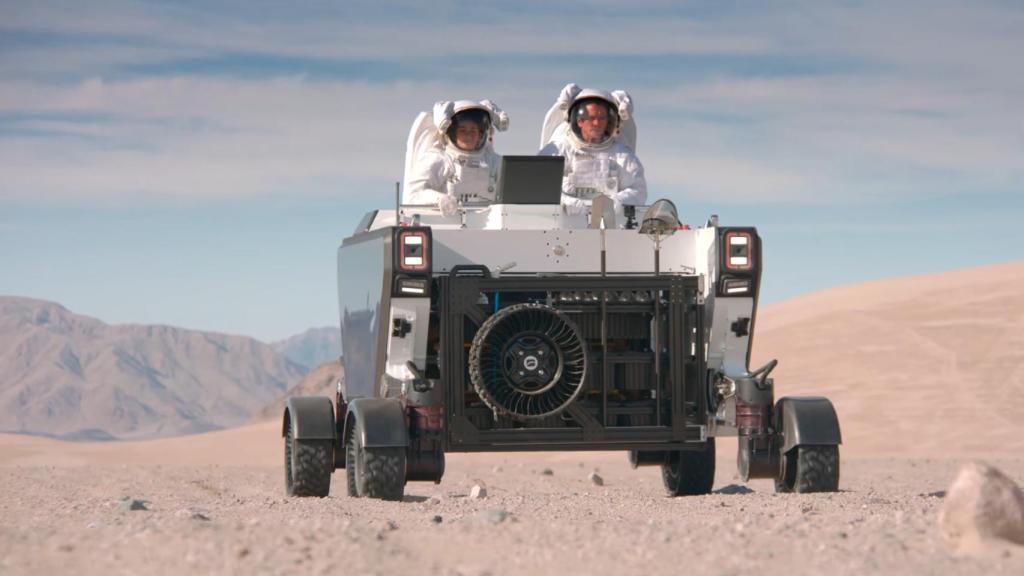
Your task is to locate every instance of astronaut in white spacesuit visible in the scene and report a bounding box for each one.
[403,99,508,216]
[539,84,646,217]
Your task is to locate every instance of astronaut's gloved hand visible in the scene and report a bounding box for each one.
[610,90,633,121]
[438,193,459,217]
[611,196,625,217]
[556,83,582,110]
[560,193,589,216]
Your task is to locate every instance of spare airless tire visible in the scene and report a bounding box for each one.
[469,303,588,420]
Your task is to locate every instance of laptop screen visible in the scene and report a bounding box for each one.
[496,156,565,205]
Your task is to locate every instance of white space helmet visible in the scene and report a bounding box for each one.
[433,99,509,154]
[567,90,620,147]
[544,84,635,150]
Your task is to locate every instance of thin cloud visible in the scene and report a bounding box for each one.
[1,1,1020,204]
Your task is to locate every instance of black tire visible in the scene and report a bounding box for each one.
[344,422,359,497]
[662,439,716,496]
[775,444,839,493]
[469,303,588,421]
[284,418,332,497]
[344,417,406,501]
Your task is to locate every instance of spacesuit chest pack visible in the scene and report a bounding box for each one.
[566,150,619,200]
[446,152,498,204]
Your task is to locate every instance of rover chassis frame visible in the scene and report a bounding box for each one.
[437,269,709,453]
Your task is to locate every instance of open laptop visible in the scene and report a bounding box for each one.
[495,155,565,205]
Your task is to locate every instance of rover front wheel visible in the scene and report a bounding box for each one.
[284,418,332,497]
[774,444,839,493]
[662,438,716,496]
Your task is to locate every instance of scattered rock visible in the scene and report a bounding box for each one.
[541,468,554,476]
[120,498,148,511]
[431,515,443,524]
[714,484,754,495]
[492,466,503,473]
[175,508,211,521]
[480,509,509,524]
[470,484,487,499]
[588,472,604,486]
[939,462,1024,550]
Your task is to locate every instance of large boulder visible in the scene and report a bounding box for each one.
[939,462,1024,550]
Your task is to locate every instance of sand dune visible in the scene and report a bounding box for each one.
[752,260,1024,458]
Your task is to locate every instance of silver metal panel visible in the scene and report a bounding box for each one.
[433,228,704,275]
[707,297,754,376]
[371,204,670,233]
[433,229,603,273]
[337,233,388,400]
[385,298,431,383]
[603,231,699,274]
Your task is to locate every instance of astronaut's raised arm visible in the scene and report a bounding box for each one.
[404,152,449,205]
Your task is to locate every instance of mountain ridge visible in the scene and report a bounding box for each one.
[0,296,307,440]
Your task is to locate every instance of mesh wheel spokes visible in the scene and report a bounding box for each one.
[470,304,587,420]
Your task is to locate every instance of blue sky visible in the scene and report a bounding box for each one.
[1,1,1021,341]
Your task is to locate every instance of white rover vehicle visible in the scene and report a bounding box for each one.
[282,156,841,501]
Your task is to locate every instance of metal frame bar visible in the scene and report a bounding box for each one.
[438,273,703,452]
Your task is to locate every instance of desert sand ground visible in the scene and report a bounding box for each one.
[3,262,1023,575]
[2,423,1023,575]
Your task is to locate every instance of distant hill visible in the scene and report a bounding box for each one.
[0,296,307,440]
[271,326,340,370]
[256,359,343,421]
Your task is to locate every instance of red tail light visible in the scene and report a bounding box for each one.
[398,230,428,271]
[723,231,753,271]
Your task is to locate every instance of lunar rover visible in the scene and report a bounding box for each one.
[282,165,842,499]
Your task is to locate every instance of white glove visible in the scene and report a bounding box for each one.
[479,99,509,132]
[556,83,582,110]
[611,196,624,217]
[610,90,633,121]
[432,101,454,134]
[438,193,459,217]
[561,194,589,216]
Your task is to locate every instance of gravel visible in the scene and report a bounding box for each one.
[1,455,1023,575]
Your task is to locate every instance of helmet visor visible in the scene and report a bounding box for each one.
[571,98,618,145]
[447,108,490,151]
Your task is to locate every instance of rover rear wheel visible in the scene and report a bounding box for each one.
[345,416,406,501]
[662,438,716,496]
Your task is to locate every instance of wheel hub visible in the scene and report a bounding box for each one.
[503,335,561,393]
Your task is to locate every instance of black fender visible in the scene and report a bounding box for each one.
[344,397,409,449]
[775,396,841,454]
[283,396,336,441]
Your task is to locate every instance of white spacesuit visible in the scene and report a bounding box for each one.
[538,84,646,217]
[403,99,508,216]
